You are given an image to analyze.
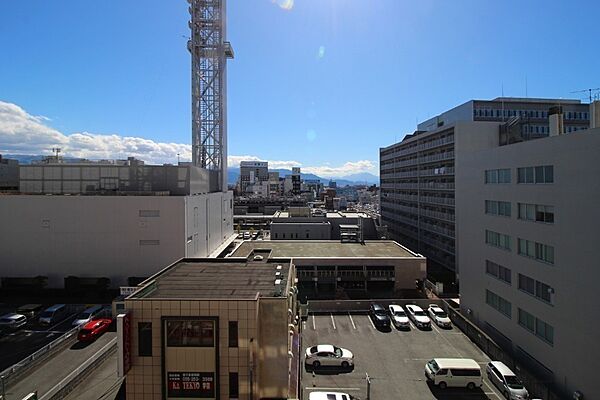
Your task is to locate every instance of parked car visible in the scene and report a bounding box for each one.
[72,305,109,327]
[305,344,354,368]
[0,313,27,330]
[427,304,452,328]
[369,303,391,329]
[309,392,353,400]
[38,304,67,325]
[425,358,482,390]
[16,304,43,318]
[405,304,431,329]
[388,304,410,329]
[486,361,530,399]
[243,232,251,240]
[77,318,112,342]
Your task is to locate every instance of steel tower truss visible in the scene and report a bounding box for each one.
[188,0,233,191]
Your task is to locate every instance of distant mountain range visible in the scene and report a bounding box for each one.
[227,167,379,186]
[2,155,380,186]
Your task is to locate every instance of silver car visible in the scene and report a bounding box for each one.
[0,313,27,330]
[305,344,354,368]
[486,361,529,399]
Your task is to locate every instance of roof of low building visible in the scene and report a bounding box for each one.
[230,240,420,259]
[130,258,292,300]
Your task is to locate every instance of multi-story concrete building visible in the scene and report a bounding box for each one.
[119,257,298,400]
[239,161,268,194]
[267,171,280,196]
[270,209,379,241]
[456,123,600,399]
[380,97,591,281]
[418,97,590,138]
[230,240,426,300]
[0,159,233,288]
[291,167,301,195]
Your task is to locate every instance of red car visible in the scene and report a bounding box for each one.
[77,318,112,342]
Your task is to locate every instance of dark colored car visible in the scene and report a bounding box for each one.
[77,318,112,342]
[369,303,391,328]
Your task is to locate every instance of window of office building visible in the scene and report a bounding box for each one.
[519,308,554,345]
[486,260,511,284]
[229,372,239,398]
[485,200,511,217]
[138,322,152,357]
[517,165,553,184]
[518,239,554,264]
[166,320,214,347]
[485,168,511,184]
[228,321,238,348]
[518,203,554,223]
[486,290,511,318]
[486,230,511,251]
[518,308,535,332]
[519,274,554,304]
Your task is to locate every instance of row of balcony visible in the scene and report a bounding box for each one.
[380,151,455,170]
[381,182,455,190]
[380,135,455,162]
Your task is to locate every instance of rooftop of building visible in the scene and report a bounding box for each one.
[273,210,371,219]
[129,258,292,300]
[230,240,420,259]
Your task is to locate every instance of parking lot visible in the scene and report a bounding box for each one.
[0,303,85,371]
[301,312,505,400]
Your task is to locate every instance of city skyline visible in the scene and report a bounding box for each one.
[1,0,599,178]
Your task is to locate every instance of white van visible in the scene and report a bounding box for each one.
[425,358,482,390]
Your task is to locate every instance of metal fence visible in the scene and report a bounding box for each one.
[443,302,564,400]
[307,298,446,313]
[0,326,79,390]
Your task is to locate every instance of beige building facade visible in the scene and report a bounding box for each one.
[456,127,600,399]
[120,257,298,400]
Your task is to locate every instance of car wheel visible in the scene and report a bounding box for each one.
[312,360,320,368]
[438,381,447,390]
[467,382,475,390]
[341,361,349,368]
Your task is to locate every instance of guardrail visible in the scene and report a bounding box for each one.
[39,337,117,400]
[0,326,80,390]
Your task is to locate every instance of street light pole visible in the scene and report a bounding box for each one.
[366,373,371,400]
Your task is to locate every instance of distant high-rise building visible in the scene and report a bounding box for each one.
[239,161,268,193]
[291,167,301,195]
[328,179,337,189]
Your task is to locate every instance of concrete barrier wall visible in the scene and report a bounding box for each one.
[307,298,446,313]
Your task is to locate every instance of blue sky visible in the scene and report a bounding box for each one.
[1,0,599,177]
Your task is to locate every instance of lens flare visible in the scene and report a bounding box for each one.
[306,129,317,142]
[318,46,325,59]
[272,0,294,11]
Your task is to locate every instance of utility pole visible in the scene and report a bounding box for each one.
[366,373,371,400]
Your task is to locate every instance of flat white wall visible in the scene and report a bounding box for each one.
[0,192,234,287]
[456,128,600,399]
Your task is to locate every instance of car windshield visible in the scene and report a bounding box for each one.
[80,329,91,334]
[39,311,53,318]
[428,360,440,373]
[309,346,318,354]
[76,312,91,320]
[413,310,425,316]
[434,310,448,318]
[505,375,524,389]
[333,347,342,357]
[394,310,406,317]
[375,309,386,316]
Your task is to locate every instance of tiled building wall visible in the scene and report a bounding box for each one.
[125,299,258,400]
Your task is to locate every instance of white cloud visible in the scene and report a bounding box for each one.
[0,100,378,178]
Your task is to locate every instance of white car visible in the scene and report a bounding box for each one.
[388,304,410,329]
[486,361,530,399]
[309,392,353,400]
[405,304,431,329]
[0,313,27,330]
[427,304,452,328]
[305,344,354,368]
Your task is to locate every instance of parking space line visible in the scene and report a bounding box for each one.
[483,380,501,398]
[430,321,441,333]
[367,314,376,330]
[348,312,356,329]
[330,313,336,330]
[312,314,316,330]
